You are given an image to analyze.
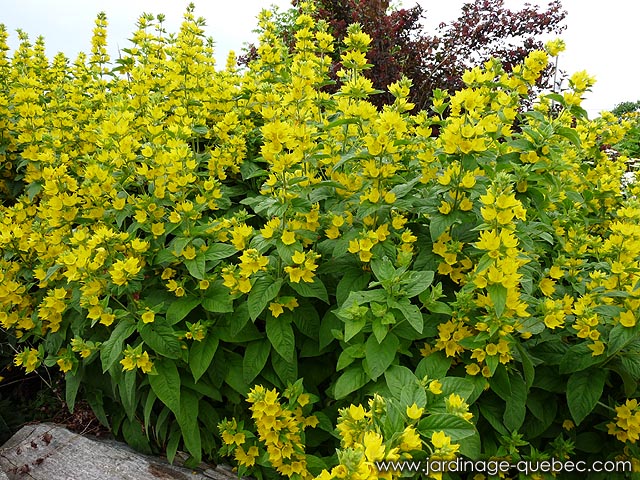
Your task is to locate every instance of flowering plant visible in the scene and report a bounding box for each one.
[1,2,639,476]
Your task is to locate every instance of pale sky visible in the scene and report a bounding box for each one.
[1,0,638,117]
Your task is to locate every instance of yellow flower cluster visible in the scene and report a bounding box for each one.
[120,344,153,373]
[242,385,318,478]
[608,399,640,444]
[317,395,425,480]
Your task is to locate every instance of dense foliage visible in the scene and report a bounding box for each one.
[1,3,640,479]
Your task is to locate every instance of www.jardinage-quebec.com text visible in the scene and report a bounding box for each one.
[375,458,633,476]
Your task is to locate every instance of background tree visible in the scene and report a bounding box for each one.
[611,100,640,117]
[276,0,567,111]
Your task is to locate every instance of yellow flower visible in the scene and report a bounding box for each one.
[539,278,556,297]
[281,230,296,245]
[438,201,452,215]
[549,265,563,279]
[100,312,115,326]
[406,403,424,420]
[620,310,636,327]
[431,432,460,459]
[269,302,284,318]
[151,222,165,236]
[399,426,422,452]
[57,356,73,373]
[545,38,566,56]
[141,309,155,324]
[465,363,481,375]
[182,245,197,260]
[363,431,385,462]
[588,341,605,356]
[429,380,443,395]
[348,404,366,421]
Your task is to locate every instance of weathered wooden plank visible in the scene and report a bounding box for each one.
[0,424,245,480]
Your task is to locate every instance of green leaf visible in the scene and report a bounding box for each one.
[334,367,368,399]
[372,317,388,343]
[515,343,536,390]
[185,252,207,280]
[567,368,606,425]
[243,340,271,384]
[139,323,182,359]
[418,413,475,441]
[201,281,234,313]
[439,377,475,401]
[608,322,640,356]
[121,369,137,420]
[556,126,581,147]
[458,431,481,460]
[248,277,283,320]
[430,215,455,242]
[293,303,321,340]
[166,297,201,325]
[415,352,451,379]
[272,351,298,386]
[204,243,237,262]
[364,333,399,381]
[166,426,181,464]
[101,320,136,373]
[189,334,219,382]
[384,366,417,399]
[371,257,396,282]
[224,353,249,396]
[85,390,109,427]
[319,310,341,349]
[344,316,367,342]
[403,271,434,298]
[65,369,82,414]
[489,364,511,401]
[559,342,602,374]
[289,278,329,303]
[149,358,181,417]
[400,381,427,408]
[487,284,507,317]
[121,417,152,454]
[177,389,201,464]
[479,400,509,437]
[503,374,527,432]
[266,317,295,362]
[143,390,157,436]
[336,269,371,306]
[393,300,423,333]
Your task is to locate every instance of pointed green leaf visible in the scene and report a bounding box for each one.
[243,340,271,384]
[185,252,206,280]
[289,278,329,303]
[177,389,201,464]
[101,320,136,373]
[149,359,181,416]
[166,297,201,325]
[204,243,237,262]
[334,367,368,399]
[365,333,399,380]
[418,413,475,441]
[189,334,219,382]
[65,369,83,414]
[248,277,283,320]
[266,317,295,362]
[487,284,507,318]
[503,374,527,432]
[567,368,606,425]
[140,322,181,359]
